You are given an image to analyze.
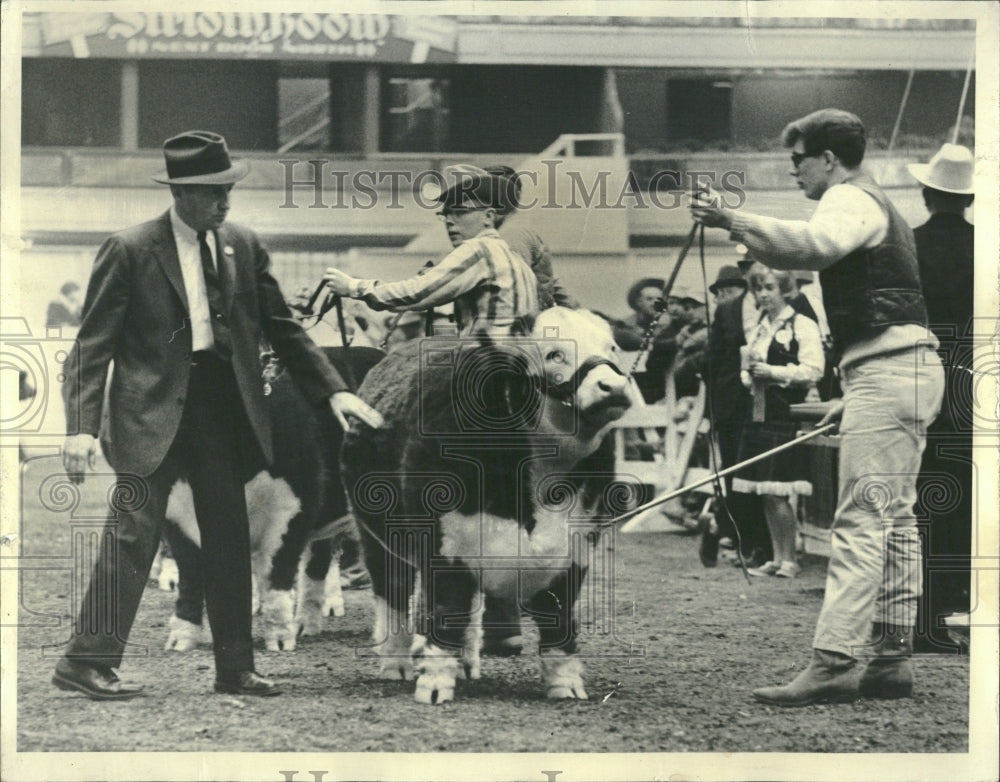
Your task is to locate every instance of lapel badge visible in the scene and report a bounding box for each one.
[223,245,235,256]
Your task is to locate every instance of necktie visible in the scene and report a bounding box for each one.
[197,231,232,360]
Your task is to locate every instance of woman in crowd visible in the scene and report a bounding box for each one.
[733,263,824,579]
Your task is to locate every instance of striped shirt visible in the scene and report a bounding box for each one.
[355,228,539,335]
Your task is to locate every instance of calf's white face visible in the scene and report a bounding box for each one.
[527,307,632,438]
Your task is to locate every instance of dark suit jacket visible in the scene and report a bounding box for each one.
[913,213,974,340]
[914,212,974,432]
[705,291,751,425]
[64,211,345,477]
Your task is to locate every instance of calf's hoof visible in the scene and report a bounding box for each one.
[325,595,346,618]
[413,642,459,704]
[415,675,455,705]
[377,656,414,681]
[547,684,588,700]
[261,590,297,651]
[541,650,588,700]
[164,615,204,652]
[265,628,298,652]
[296,603,326,638]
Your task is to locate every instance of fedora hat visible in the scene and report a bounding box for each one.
[709,265,747,295]
[152,130,250,185]
[627,277,666,310]
[907,143,973,195]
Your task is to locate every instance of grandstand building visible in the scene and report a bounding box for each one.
[18,12,979,319]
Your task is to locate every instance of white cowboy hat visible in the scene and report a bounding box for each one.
[907,143,973,195]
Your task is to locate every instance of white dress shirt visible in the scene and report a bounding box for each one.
[170,207,217,352]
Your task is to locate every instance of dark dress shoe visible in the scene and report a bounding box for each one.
[52,658,143,701]
[214,670,282,696]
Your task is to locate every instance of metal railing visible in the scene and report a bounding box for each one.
[537,133,626,159]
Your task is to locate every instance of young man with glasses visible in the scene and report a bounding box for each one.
[690,108,944,706]
[324,169,538,337]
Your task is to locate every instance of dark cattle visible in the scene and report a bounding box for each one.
[163,346,384,652]
[342,307,633,703]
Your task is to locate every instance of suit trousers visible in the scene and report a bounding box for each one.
[714,417,768,557]
[65,352,256,674]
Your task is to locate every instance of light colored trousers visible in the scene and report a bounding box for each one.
[813,345,944,657]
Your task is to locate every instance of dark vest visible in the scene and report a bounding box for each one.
[818,174,928,357]
[760,314,809,422]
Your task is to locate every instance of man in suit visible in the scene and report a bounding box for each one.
[908,143,975,651]
[699,264,770,567]
[54,130,383,700]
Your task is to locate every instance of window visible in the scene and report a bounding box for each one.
[382,76,450,152]
[22,59,121,147]
[278,78,331,153]
[666,79,732,147]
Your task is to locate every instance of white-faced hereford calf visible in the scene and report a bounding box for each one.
[163,346,383,652]
[342,307,632,703]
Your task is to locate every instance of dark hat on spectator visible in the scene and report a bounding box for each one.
[627,277,666,310]
[152,130,249,185]
[678,286,705,306]
[794,269,816,285]
[907,143,974,194]
[709,265,747,295]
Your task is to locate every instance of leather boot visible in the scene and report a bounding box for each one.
[859,623,914,699]
[752,649,861,707]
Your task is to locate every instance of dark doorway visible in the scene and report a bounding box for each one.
[666,79,732,146]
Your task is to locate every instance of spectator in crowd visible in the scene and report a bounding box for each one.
[732,264,824,579]
[709,264,747,306]
[699,263,772,568]
[691,108,943,705]
[324,168,538,337]
[612,278,682,404]
[55,130,382,701]
[46,280,83,329]
[483,164,579,310]
[908,143,975,651]
[672,288,709,398]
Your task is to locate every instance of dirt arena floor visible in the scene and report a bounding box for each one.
[13,453,971,758]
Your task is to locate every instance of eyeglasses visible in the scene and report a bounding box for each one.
[435,206,485,220]
[790,151,822,169]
